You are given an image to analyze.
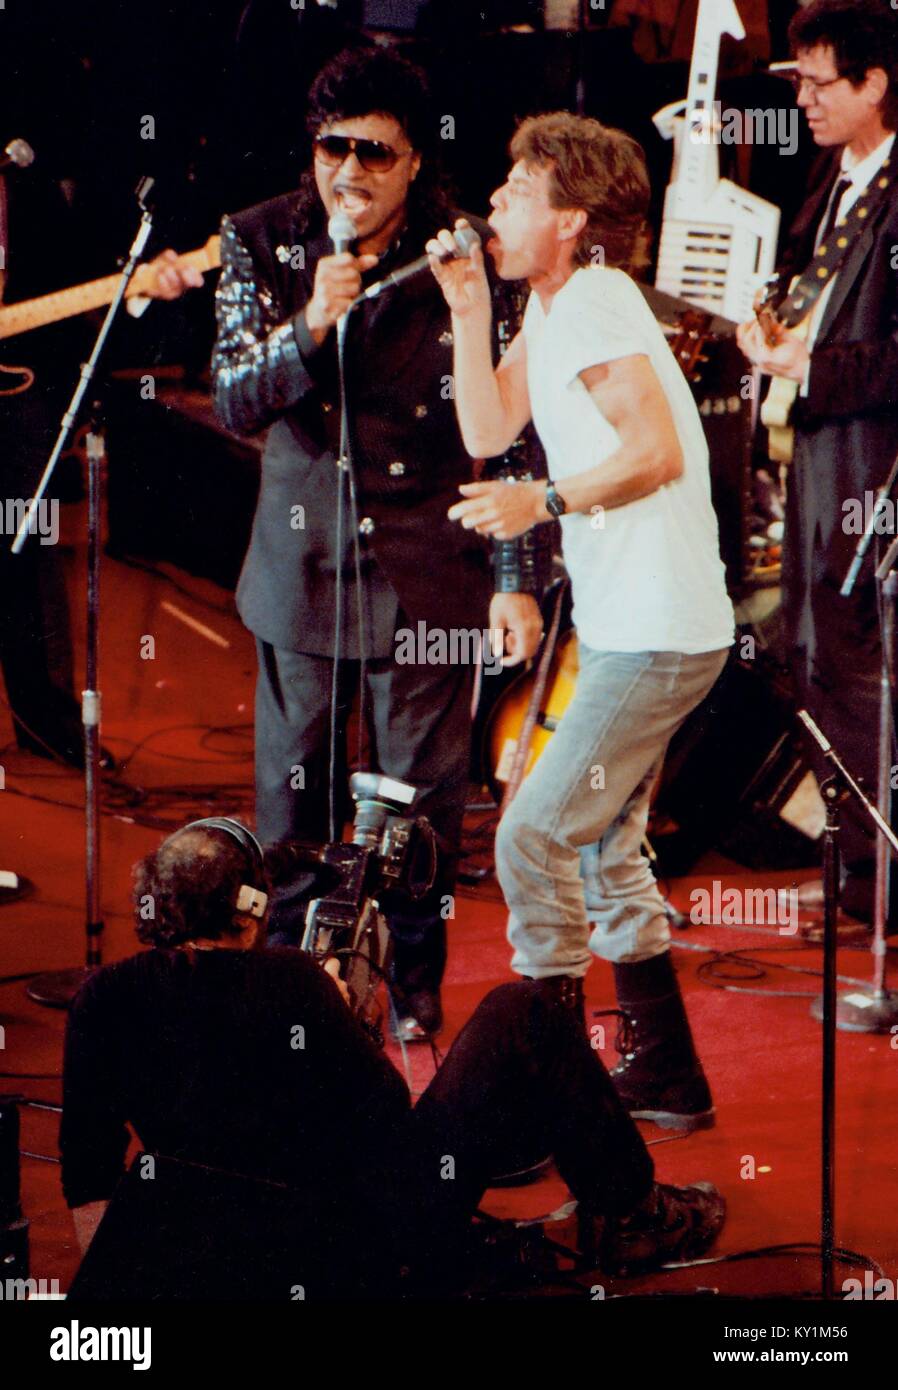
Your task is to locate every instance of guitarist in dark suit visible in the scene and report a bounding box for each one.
[737,0,898,933]
[211,47,543,1039]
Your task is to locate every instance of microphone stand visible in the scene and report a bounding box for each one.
[798,709,898,1299]
[13,179,156,1008]
[328,307,353,842]
[822,453,898,1033]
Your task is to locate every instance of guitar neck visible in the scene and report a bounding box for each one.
[0,236,220,343]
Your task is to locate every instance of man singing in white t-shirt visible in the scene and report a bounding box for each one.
[428,112,734,1133]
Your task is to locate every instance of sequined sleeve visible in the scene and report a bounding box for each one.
[211,215,316,437]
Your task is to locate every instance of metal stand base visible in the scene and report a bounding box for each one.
[0,872,35,906]
[811,988,898,1033]
[26,967,97,1009]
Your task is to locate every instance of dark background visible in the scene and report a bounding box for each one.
[3,0,812,366]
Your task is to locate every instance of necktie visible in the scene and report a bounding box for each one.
[818,175,852,248]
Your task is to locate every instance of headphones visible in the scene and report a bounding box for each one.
[180,817,269,920]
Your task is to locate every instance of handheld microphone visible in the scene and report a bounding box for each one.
[360,225,481,301]
[0,139,35,172]
[328,210,358,254]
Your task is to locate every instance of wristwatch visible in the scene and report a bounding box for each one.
[545,479,567,519]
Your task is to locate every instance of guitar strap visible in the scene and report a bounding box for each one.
[773,154,898,329]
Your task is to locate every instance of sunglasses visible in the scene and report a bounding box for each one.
[314,133,411,173]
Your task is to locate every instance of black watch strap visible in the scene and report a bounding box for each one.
[545,480,567,519]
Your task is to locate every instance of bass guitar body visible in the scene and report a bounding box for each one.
[484,628,578,804]
[755,281,811,466]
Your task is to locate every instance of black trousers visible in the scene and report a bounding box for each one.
[782,444,887,921]
[254,637,475,990]
[68,982,655,1301]
[375,981,656,1294]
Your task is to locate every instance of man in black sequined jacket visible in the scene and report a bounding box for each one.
[211,46,543,1038]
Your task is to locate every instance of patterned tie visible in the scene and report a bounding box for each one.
[817,175,852,250]
[776,156,897,328]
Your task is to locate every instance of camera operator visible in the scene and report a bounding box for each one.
[60,820,726,1298]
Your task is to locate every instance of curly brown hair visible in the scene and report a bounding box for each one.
[509,112,651,275]
[133,828,267,949]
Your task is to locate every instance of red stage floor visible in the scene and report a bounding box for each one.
[2,508,896,1300]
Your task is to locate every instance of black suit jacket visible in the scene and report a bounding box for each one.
[212,194,493,656]
[775,146,898,660]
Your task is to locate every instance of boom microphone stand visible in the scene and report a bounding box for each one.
[11,178,156,1008]
[816,454,898,1033]
[797,709,898,1299]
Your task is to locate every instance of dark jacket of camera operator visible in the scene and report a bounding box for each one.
[59,826,411,1269]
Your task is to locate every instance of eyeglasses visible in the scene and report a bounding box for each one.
[787,72,847,99]
[313,133,412,173]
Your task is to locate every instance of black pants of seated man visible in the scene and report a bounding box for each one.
[255,636,475,1001]
[69,981,655,1301]
[397,980,656,1292]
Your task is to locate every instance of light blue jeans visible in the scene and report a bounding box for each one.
[495,643,730,978]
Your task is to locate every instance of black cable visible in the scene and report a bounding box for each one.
[491,1227,884,1299]
[0,777,254,833]
[667,1241,885,1281]
[0,713,253,779]
[109,721,253,772]
[671,936,883,999]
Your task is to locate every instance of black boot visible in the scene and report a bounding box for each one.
[389,929,445,1043]
[611,952,714,1132]
[596,1181,726,1276]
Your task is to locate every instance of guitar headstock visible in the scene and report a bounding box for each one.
[755,274,786,347]
[668,307,713,383]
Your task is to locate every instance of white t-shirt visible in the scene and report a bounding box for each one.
[522,266,735,654]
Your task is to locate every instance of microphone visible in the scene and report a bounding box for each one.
[360,225,481,301]
[328,209,358,254]
[0,138,35,171]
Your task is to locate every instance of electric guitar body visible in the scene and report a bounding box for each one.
[757,284,811,465]
[0,235,221,396]
[485,627,578,804]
